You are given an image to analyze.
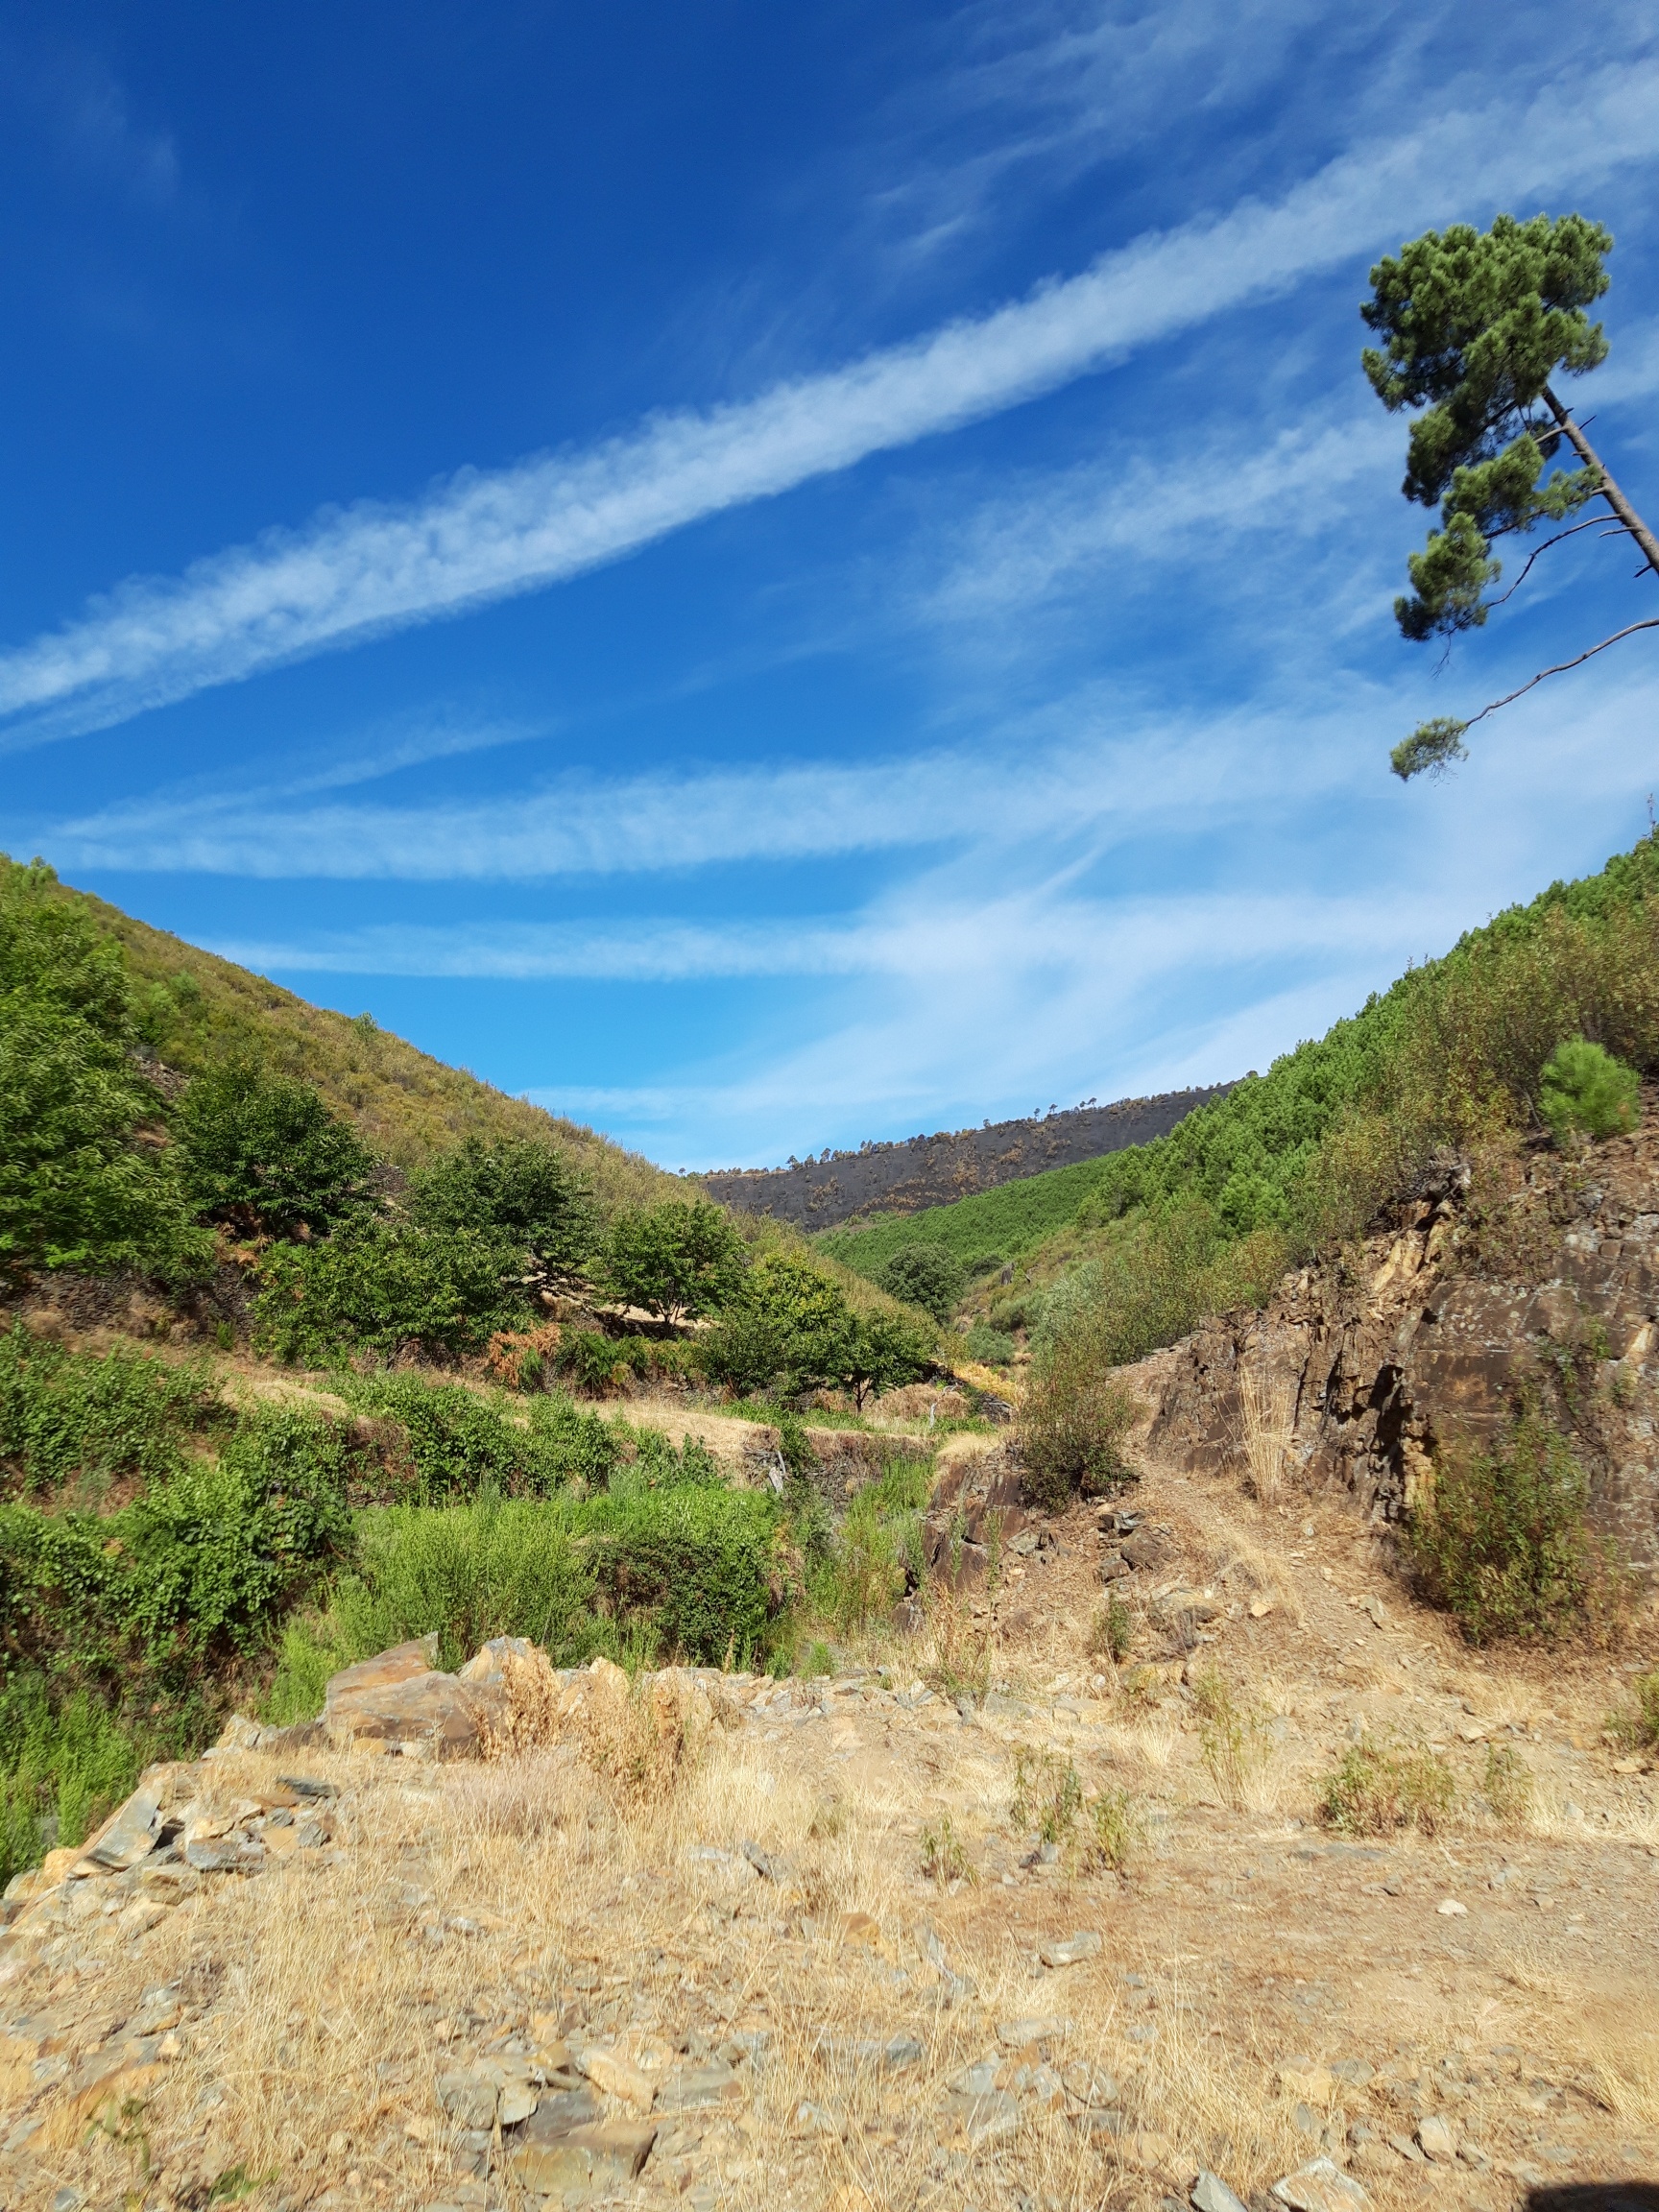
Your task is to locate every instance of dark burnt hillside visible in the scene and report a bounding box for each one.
[702,1086,1233,1230]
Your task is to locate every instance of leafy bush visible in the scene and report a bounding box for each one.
[1408,1405,1623,1644]
[599,1198,746,1323]
[583,1485,787,1665]
[256,1218,522,1362]
[963,1320,1017,1367]
[409,1136,595,1277]
[699,1251,861,1398]
[553,1328,700,1397]
[272,1494,601,1691]
[808,1456,928,1634]
[173,1060,380,1238]
[1018,1336,1139,1509]
[0,1324,223,1496]
[0,1403,351,1683]
[1538,1037,1641,1142]
[332,1369,616,1498]
[1319,1734,1455,1836]
[877,1242,963,1322]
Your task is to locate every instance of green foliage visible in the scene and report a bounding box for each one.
[877,1241,963,1322]
[1190,1669,1268,1810]
[552,1329,699,1397]
[599,1197,746,1323]
[1010,1744,1083,1845]
[1608,1669,1659,1753]
[1319,1734,1455,1837]
[0,859,213,1286]
[0,1325,223,1496]
[272,1494,600,1689]
[0,1677,154,1889]
[820,1157,1109,1278]
[808,1456,928,1635]
[699,1250,861,1398]
[173,1060,380,1238]
[1084,1785,1137,1872]
[408,1136,595,1277]
[963,1320,1016,1367]
[1088,1591,1134,1664]
[919,1813,970,1885]
[1538,1036,1640,1141]
[333,1369,620,1497]
[1361,213,1612,644]
[581,1484,786,1665]
[834,1308,934,1407]
[1408,1405,1622,1644]
[1482,1741,1534,1823]
[255,1217,522,1362]
[1391,716,1469,781]
[1018,1337,1138,1509]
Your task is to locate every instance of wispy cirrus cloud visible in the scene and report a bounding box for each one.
[3,57,1657,746]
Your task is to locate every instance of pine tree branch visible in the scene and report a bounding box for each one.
[1462,617,1659,731]
[1487,517,1611,607]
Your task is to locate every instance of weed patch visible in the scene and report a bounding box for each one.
[1319,1734,1455,1837]
[1409,1405,1629,1644]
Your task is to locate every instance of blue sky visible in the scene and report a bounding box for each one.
[4,3,1659,1170]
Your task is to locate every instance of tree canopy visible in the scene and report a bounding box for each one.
[1361,212,1658,779]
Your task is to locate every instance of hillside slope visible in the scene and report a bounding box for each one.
[7,857,682,1213]
[706,1086,1230,1231]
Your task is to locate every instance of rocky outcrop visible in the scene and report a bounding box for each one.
[1121,1118,1659,1575]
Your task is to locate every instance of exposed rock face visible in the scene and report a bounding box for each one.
[1122,1120,1659,1574]
[324,1636,507,1758]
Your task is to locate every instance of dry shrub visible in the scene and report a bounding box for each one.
[1238,1361,1295,1503]
[478,1643,566,1758]
[921,1582,992,1705]
[1319,1733,1455,1836]
[1190,1668,1270,1810]
[1481,1740,1534,1824]
[1018,1343,1141,1510]
[578,1656,710,1804]
[482,1320,563,1389]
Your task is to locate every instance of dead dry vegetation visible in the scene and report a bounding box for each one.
[2,1434,1658,2212]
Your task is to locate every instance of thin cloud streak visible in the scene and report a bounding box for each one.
[2,59,1656,743]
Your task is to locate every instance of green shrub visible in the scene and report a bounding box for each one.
[1608,1668,1659,1752]
[877,1242,963,1323]
[268,1492,605,1709]
[1017,1336,1139,1509]
[0,1677,152,1889]
[699,1252,864,1398]
[0,1324,223,1495]
[809,1457,927,1635]
[599,1198,746,1323]
[583,1485,786,1665]
[1319,1734,1455,1836]
[1408,1405,1623,1644]
[920,1813,970,1885]
[1088,1592,1135,1664]
[552,1329,701,1397]
[1538,1037,1641,1142]
[256,1218,522,1362]
[1084,1785,1137,1871]
[1010,1744,1083,1846]
[1482,1741,1534,1822]
[332,1369,616,1498]
[963,1321,1017,1367]
[173,1060,380,1238]
[409,1136,595,1278]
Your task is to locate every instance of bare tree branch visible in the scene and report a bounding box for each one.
[1488,516,1613,606]
[1462,617,1659,731]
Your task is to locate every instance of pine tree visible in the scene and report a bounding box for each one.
[1361,213,1658,779]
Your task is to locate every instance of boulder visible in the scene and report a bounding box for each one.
[324,1639,505,1759]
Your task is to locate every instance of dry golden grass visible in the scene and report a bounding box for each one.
[1237,1363,1296,1504]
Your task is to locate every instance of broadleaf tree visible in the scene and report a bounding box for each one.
[1360,212,1659,779]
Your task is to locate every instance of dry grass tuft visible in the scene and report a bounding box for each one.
[578,1656,711,1805]
[478,1642,567,1758]
[1238,1362,1296,1503]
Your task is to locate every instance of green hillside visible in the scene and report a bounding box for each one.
[827,831,1659,1362]
[819,1155,1111,1278]
[40,865,680,1211]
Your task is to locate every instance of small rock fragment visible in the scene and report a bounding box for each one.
[1192,2175,1250,2212]
[1435,1898,1468,1917]
[1040,1931,1102,1967]
[1416,2114,1457,2162]
[1270,2158,1370,2211]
